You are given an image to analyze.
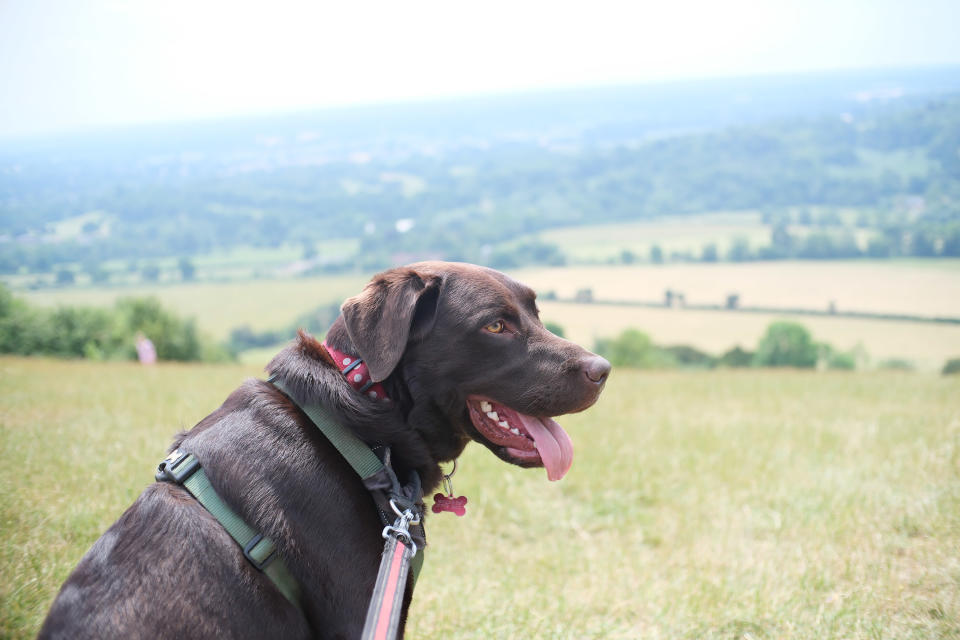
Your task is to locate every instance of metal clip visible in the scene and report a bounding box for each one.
[382,498,420,556]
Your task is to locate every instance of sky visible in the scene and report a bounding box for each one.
[1,0,960,138]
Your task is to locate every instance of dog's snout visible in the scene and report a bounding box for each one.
[583,355,611,384]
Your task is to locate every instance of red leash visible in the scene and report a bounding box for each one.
[361,501,420,640]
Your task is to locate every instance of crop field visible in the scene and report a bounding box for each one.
[513,260,960,319]
[536,302,960,372]
[15,260,960,370]
[2,357,958,639]
[534,212,772,262]
[532,211,878,264]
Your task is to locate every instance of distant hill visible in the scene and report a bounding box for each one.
[1,66,959,276]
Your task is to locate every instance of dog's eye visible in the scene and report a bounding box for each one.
[484,320,506,334]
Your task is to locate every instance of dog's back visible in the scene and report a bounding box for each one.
[39,378,381,640]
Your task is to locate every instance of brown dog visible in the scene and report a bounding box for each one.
[39,262,609,639]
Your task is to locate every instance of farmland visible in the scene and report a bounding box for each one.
[2,358,958,638]
[16,259,960,371]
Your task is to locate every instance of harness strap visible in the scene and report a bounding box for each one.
[272,379,386,481]
[156,450,303,612]
[269,376,426,583]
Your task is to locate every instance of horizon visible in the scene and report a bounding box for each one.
[3,63,959,145]
[3,0,960,138]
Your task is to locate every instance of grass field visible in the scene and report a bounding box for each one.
[2,357,959,638]
[534,212,772,262]
[21,273,368,340]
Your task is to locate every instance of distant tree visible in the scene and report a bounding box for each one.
[943,358,960,376]
[594,329,673,368]
[141,264,160,282]
[728,236,751,261]
[649,244,664,264]
[574,288,594,303]
[770,223,793,255]
[55,269,75,285]
[662,344,715,368]
[827,350,857,370]
[543,321,566,338]
[178,257,196,281]
[878,358,914,371]
[620,249,636,264]
[753,321,818,368]
[114,297,202,361]
[910,231,937,257]
[700,243,718,262]
[866,236,893,258]
[718,345,754,368]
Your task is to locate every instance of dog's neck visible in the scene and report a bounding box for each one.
[321,340,390,402]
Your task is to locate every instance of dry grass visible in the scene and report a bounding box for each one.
[536,301,960,372]
[2,357,959,639]
[512,260,960,319]
[16,261,960,371]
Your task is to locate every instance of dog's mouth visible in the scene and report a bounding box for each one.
[466,395,574,481]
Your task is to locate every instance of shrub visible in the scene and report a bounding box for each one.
[878,358,914,371]
[594,329,675,369]
[0,285,229,362]
[718,345,754,368]
[827,350,857,370]
[662,344,716,368]
[943,358,960,376]
[753,321,818,368]
[543,321,566,338]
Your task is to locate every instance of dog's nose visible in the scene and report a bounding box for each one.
[583,355,611,384]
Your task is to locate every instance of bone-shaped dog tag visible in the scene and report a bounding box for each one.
[431,493,467,516]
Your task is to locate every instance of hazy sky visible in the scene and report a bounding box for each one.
[2,0,959,137]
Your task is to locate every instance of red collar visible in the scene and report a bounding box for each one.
[322,341,390,402]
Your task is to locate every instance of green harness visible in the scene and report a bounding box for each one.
[154,378,425,613]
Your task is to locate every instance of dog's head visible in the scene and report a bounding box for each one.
[338,262,609,481]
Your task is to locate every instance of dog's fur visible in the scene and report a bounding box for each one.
[39,262,609,640]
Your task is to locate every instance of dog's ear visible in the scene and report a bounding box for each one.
[341,269,441,382]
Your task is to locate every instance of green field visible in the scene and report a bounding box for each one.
[2,358,958,638]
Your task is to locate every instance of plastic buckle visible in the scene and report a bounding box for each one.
[155,450,201,484]
[243,534,277,571]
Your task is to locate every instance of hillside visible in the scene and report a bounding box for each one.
[2,67,960,279]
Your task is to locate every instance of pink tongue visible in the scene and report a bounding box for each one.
[517,414,574,481]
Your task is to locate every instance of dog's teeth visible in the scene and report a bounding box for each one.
[487,411,498,420]
[510,427,521,435]
[480,401,492,412]
[498,421,509,428]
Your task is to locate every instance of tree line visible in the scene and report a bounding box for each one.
[3,92,959,275]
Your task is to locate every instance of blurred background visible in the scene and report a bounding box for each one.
[2,0,960,371]
[3,4,960,637]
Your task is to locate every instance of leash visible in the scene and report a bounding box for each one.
[362,498,421,640]
[155,348,427,639]
[269,375,425,640]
